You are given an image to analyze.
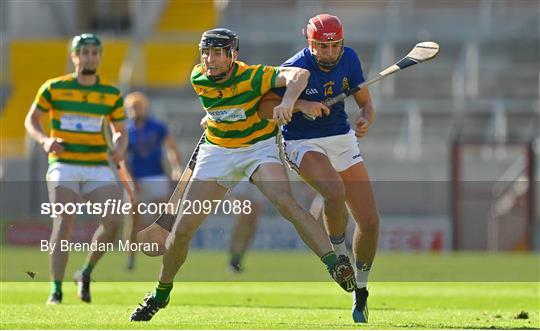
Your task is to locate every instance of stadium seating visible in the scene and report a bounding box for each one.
[137,0,219,88]
[1,40,68,157]
[99,39,130,84]
[156,0,217,33]
[142,41,198,88]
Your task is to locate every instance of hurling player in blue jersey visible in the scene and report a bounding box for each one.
[124,92,182,270]
[259,14,379,323]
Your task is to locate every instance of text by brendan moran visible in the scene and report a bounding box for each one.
[40,240,158,254]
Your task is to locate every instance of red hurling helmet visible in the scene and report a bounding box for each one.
[304,14,344,42]
[303,14,345,70]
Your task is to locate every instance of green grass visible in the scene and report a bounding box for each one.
[1,248,539,329]
[1,282,538,329]
[2,247,538,282]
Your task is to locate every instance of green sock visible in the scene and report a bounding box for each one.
[153,282,173,305]
[82,263,94,277]
[321,251,339,273]
[50,280,62,294]
[230,252,242,265]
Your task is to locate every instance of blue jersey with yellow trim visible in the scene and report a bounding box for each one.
[274,47,365,140]
[126,117,168,179]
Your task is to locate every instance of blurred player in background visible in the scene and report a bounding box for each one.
[227,176,325,274]
[123,91,182,270]
[24,33,127,304]
[227,181,264,273]
[130,28,356,322]
[259,14,379,323]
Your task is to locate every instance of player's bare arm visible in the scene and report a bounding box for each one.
[109,121,128,163]
[164,134,182,181]
[352,87,375,138]
[272,67,310,125]
[24,105,64,154]
[258,91,330,120]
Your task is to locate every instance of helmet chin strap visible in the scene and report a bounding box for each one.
[207,70,228,82]
[315,56,342,70]
[313,50,344,70]
[205,53,235,82]
[309,41,344,70]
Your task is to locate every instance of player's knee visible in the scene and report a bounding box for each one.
[321,181,346,205]
[359,213,379,234]
[267,192,294,211]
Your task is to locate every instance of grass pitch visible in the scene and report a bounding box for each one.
[1,282,538,329]
[0,248,538,329]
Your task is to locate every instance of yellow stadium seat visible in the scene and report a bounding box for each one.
[157,0,217,32]
[143,42,198,87]
[1,40,68,157]
[100,39,129,83]
[145,0,220,87]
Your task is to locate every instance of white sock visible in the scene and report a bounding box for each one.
[355,260,371,289]
[329,233,349,258]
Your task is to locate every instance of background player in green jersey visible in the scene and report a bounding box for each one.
[130,28,356,322]
[24,33,128,304]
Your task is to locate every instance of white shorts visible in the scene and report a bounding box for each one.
[192,138,282,188]
[283,130,363,173]
[46,163,116,196]
[136,175,171,202]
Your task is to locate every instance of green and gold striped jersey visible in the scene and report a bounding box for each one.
[33,73,125,166]
[191,61,279,148]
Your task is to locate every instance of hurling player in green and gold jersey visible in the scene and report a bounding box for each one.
[25,33,128,305]
[130,28,356,322]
